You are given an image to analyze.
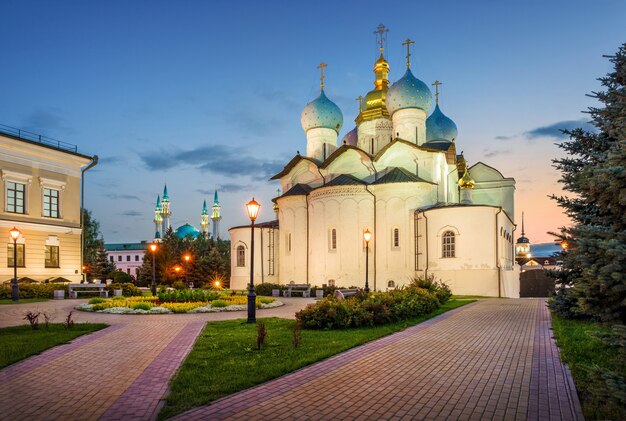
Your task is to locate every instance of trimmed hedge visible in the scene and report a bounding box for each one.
[254,283,283,296]
[0,283,69,299]
[105,283,142,297]
[295,287,441,329]
[157,289,220,303]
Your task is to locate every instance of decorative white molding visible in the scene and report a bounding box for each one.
[38,177,67,190]
[0,219,81,234]
[1,169,32,184]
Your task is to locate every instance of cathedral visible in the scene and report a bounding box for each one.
[230,26,520,297]
[153,185,222,240]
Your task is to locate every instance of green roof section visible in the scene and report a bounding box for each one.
[104,242,149,251]
[281,183,312,197]
[325,174,366,186]
[373,167,435,185]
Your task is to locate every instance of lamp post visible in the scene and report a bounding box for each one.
[9,227,21,302]
[246,198,261,324]
[183,253,191,287]
[149,243,158,296]
[363,229,372,294]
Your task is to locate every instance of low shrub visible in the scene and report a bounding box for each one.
[172,281,186,290]
[255,283,283,296]
[106,283,142,297]
[88,297,107,304]
[408,276,452,304]
[210,299,229,308]
[131,302,152,311]
[548,286,590,320]
[105,271,134,284]
[0,283,69,299]
[296,287,440,329]
[157,289,219,303]
[160,302,206,313]
[258,297,274,305]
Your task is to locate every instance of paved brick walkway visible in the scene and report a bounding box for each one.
[0,297,314,421]
[174,299,583,421]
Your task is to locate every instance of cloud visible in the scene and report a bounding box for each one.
[496,119,596,142]
[197,183,254,194]
[98,156,122,165]
[21,108,76,136]
[524,119,595,140]
[139,145,284,180]
[254,88,299,110]
[484,149,505,158]
[119,210,142,217]
[104,193,142,201]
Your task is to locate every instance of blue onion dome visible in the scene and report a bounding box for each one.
[175,223,200,239]
[426,104,458,142]
[341,127,358,146]
[300,90,344,133]
[386,69,432,116]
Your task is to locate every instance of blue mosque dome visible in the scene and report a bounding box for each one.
[386,69,432,116]
[300,90,344,133]
[341,127,358,146]
[175,223,200,239]
[426,104,458,142]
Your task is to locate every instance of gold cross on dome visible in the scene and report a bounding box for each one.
[432,80,443,104]
[316,62,327,90]
[402,38,415,69]
[356,95,363,112]
[374,24,389,53]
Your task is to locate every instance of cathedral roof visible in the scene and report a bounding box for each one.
[300,90,344,134]
[372,167,435,185]
[325,174,367,186]
[341,127,358,146]
[281,183,313,198]
[386,68,432,116]
[270,155,322,180]
[426,104,458,142]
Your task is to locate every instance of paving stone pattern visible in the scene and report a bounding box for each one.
[175,299,583,421]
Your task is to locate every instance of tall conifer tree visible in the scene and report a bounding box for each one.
[551,44,626,323]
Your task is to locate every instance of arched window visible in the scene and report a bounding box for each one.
[442,231,455,258]
[330,228,337,250]
[236,245,245,267]
[387,280,395,288]
[370,138,375,154]
[393,228,400,248]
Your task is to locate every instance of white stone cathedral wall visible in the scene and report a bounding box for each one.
[391,108,427,145]
[306,128,337,161]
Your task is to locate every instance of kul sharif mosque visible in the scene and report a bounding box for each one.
[229,25,521,297]
[153,185,222,241]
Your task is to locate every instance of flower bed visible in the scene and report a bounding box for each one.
[76,294,282,314]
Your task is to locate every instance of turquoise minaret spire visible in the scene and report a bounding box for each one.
[200,200,209,234]
[211,190,222,239]
[160,184,171,234]
[154,195,163,242]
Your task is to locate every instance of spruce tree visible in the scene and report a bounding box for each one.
[91,240,116,281]
[551,44,626,323]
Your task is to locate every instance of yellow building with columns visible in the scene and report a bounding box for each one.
[0,126,97,283]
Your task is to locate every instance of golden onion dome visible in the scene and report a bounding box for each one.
[458,167,475,189]
[357,53,391,122]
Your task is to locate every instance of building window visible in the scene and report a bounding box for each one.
[6,182,25,214]
[7,243,25,267]
[109,256,114,262]
[127,268,131,274]
[45,245,60,268]
[135,268,139,275]
[393,228,400,248]
[330,228,337,250]
[118,255,122,262]
[442,231,456,258]
[328,279,335,287]
[287,233,292,252]
[388,280,395,288]
[126,255,130,262]
[43,188,60,218]
[370,138,374,154]
[135,255,139,261]
[236,245,245,267]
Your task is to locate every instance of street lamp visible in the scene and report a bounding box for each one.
[246,197,261,324]
[363,229,372,294]
[183,253,191,287]
[149,243,158,296]
[9,227,21,302]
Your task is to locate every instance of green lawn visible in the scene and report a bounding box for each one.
[159,299,472,420]
[551,314,626,420]
[0,298,49,305]
[0,323,108,369]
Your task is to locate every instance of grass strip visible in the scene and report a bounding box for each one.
[0,298,50,305]
[159,299,472,419]
[551,314,626,420]
[0,323,108,369]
